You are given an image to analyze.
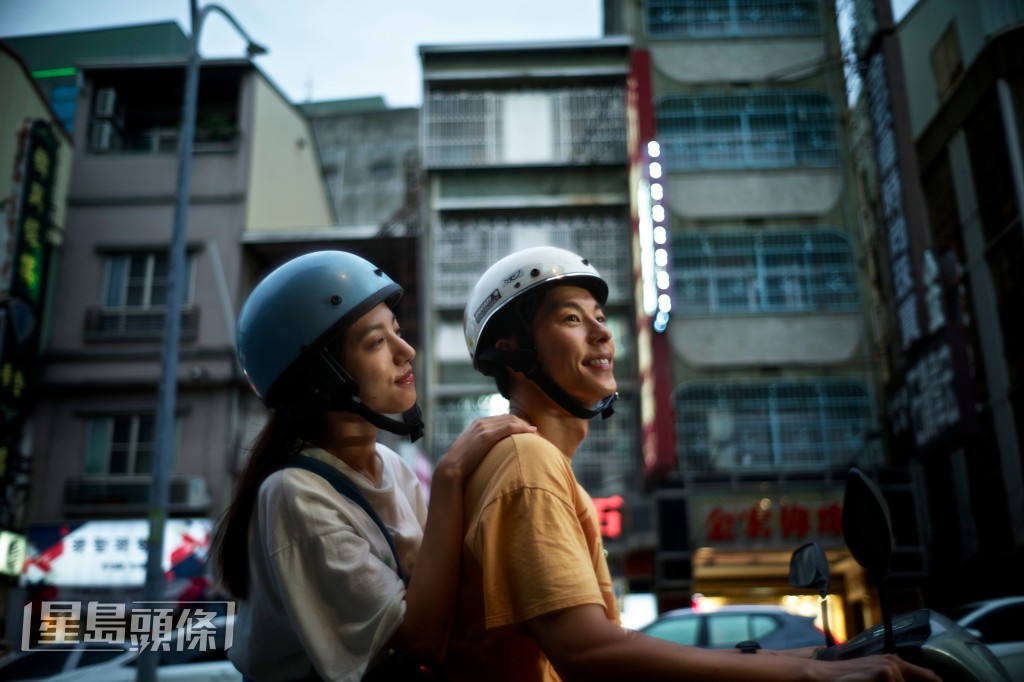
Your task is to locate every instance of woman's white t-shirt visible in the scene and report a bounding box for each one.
[229,443,428,682]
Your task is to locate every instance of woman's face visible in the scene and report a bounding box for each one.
[339,301,417,414]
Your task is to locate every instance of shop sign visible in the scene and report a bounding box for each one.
[690,489,845,549]
[0,529,27,576]
[22,519,212,587]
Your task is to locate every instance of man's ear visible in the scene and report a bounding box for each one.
[495,336,519,352]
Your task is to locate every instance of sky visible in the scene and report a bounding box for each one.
[0,1,919,109]
[0,0,604,108]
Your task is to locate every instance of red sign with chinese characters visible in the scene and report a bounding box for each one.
[593,495,624,539]
[691,489,845,548]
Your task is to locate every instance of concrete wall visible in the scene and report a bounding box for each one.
[651,38,824,84]
[666,168,843,218]
[670,314,863,367]
[246,76,332,231]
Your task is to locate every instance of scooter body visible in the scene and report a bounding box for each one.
[815,607,1010,681]
[789,468,1012,682]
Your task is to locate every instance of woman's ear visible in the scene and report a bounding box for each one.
[495,336,518,352]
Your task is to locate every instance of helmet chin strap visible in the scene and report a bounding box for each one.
[480,347,617,420]
[339,399,425,443]
[291,348,426,442]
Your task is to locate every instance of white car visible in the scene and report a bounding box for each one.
[948,595,1024,682]
[0,616,241,682]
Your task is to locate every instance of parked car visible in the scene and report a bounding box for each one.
[946,595,1024,682]
[640,604,827,650]
[0,616,240,682]
[0,641,129,681]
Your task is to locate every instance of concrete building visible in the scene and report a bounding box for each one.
[854,0,1024,606]
[2,23,333,636]
[418,38,640,588]
[604,0,886,631]
[0,41,75,626]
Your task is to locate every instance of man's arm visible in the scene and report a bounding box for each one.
[527,604,942,682]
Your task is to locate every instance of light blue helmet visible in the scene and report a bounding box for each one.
[236,250,423,440]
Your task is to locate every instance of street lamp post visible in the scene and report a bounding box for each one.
[138,3,265,681]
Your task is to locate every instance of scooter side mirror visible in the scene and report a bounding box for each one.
[842,468,894,580]
[789,541,830,597]
[789,541,836,647]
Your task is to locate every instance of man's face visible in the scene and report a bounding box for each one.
[531,284,617,407]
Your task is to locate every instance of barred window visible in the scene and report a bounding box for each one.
[675,380,872,472]
[645,0,821,39]
[431,393,637,495]
[657,91,839,170]
[433,212,630,309]
[423,87,627,168]
[673,229,860,314]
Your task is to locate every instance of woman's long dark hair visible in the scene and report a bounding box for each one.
[213,407,310,598]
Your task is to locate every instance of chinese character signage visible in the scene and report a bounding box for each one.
[22,519,212,588]
[689,488,845,549]
[2,118,59,421]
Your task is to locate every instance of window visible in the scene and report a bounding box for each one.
[930,22,963,100]
[657,91,839,170]
[86,251,197,339]
[645,0,821,39]
[707,614,752,648]
[104,251,193,309]
[644,614,700,645]
[432,393,636,495]
[423,87,627,167]
[673,229,860,314]
[84,414,158,476]
[675,380,873,472]
[433,212,629,308]
[51,84,78,134]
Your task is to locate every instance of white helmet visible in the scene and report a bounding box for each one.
[463,245,616,419]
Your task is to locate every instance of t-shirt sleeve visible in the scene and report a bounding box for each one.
[259,471,406,680]
[472,440,607,628]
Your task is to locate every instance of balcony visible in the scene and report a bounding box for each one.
[64,475,211,516]
[84,306,199,342]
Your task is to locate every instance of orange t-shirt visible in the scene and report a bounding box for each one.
[443,432,619,681]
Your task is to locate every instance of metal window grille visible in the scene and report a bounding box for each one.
[644,0,821,39]
[423,87,627,168]
[657,91,839,170]
[573,393,639,495]
[433,212,631,308]
[431,393,637,495]
[672,229,860,314]
[674,379,872,472]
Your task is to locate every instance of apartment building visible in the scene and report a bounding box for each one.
[604,0,887,630]
[854,0,1024,605]
[418,38,640,586]
[2,23,332,636]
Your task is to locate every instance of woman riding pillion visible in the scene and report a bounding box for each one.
[213,250,532,681]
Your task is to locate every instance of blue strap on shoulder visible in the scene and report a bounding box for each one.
[287,454,405,580]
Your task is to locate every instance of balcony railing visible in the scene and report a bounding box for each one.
[84,306,199,341]
[64,475,211,515]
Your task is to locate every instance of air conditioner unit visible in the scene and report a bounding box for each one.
[89,120,122,153]
[169,476,211,508]
[94,87,118,118]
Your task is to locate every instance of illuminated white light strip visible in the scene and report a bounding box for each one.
[639,139,672,333]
